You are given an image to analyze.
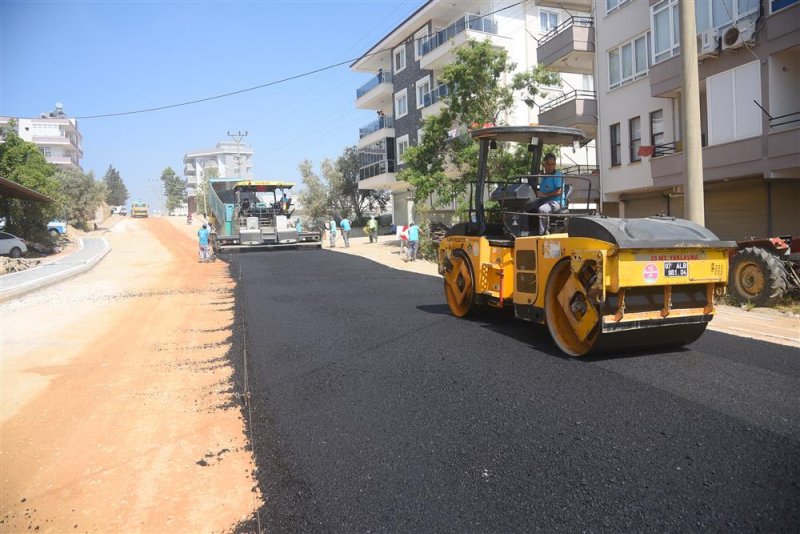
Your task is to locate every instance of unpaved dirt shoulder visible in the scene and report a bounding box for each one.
[0,216,261,531]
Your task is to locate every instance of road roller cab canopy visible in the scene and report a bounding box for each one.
[468,126,593,237]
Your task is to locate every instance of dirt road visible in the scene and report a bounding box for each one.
[1,217,261,531]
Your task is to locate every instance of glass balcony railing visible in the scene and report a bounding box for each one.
[359,116,395,138]
[420,13,499,56]
[359,159,396,181]
[539,16,594,47]
[356,71,393,100]
[421,84,450,108]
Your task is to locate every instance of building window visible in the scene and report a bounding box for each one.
[415,28,429,60]
[772,0,800,13]
[607,0,631,15]
[629,117,641,162]
[707,61,762,145]
[394,45,406,73]
[650,110,664,146]
[651,0,680,64]
[608,33,649,90]
[396,135,410,162]
[610,123,621,167]
[696,0,759,31]
[40,147,52,157]
[394,89,408,119]
[416,76,431,110]
[540,10,559,33]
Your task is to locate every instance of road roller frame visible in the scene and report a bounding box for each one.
[437,126,736,356]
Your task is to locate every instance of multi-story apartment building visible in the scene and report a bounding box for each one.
[351,0,597,226]
[567,0,799,239]
[183,141,254,213]
[0,105,83,170]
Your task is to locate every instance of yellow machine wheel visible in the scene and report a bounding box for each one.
[544,261,599,357]
[444,250,477,317]
[545,260,709,356]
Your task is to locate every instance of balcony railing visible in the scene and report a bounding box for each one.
[359,159,396,181]
[653,141,681,157]
[561,164,599,175]
[539,16,594,47]
[359,116,395,139]
[357,71,393,99]
[421,84,450,108]
[538,89,596,113]
[420,13,498,56]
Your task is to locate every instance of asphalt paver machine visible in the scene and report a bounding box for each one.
[438,126,736,356]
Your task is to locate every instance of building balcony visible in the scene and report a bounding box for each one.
[32,135,73,146]
[358,158,402,191]
[355,71,393,110]
[420,84,450,118]
[419,14,509,71]
[537,90,598,138]
[534,0,591,11]
[47,156,80,168]
[537,16,595,75]
[648,134,787,187]
[358,116,395,149]
[184,163,196,176]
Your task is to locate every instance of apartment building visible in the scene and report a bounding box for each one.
[0,105,83,170]
[183,141,254,212]
[351,0,596,226]
[577,0,799,239]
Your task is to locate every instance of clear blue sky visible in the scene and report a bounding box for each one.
[1,0,420,210]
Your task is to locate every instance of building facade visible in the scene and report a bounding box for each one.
[0,107,83,170]
[351,0,597,226]
[578,0,799,239]
[183,141,254,213]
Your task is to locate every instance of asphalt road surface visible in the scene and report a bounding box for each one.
[229,249,799,532]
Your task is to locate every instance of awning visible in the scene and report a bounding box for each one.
[0,177,53,202]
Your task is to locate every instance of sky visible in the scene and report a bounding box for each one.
[0,0,423,210]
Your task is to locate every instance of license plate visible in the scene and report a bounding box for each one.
[664,261,688,277]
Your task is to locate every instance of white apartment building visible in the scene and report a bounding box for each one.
[570,0,799,239]
[0,107,83,170]
[351,0,597,226]
[183,141,254,212]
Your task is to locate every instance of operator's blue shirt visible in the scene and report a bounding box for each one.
[197,228,210,246]
[539,170,564,205]
[407,224,419,242]
[340,218,351,232]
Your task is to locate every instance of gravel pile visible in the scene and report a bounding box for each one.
[0,256,43,275]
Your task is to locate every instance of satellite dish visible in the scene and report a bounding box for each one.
[55,102,63,110]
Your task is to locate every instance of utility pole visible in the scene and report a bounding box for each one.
[227,130,248,178]
[679,1,705,225]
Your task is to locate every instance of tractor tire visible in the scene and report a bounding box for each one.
[729,246,788,307]
[443,249,478,317]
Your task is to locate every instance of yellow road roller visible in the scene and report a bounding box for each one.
[438,126,735,356]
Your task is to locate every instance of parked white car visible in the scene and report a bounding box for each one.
[0,231,27,258]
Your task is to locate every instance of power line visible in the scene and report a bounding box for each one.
[74,1,524,120]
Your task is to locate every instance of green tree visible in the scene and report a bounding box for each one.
[0,125,62,239]
[103,165,129,206]
[400,39,560,208]
[297,159,330,227]
[195,167,218,216]
[160,167,186,213]
[54,168,107,229]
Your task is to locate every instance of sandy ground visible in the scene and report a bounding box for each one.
[0,216,261,532]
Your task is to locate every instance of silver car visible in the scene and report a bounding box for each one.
[0,231,28,258]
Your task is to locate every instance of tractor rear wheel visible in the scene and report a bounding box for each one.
[729,247,788,307]
[443,251,477,317]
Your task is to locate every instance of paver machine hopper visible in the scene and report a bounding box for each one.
[437,126,736,356]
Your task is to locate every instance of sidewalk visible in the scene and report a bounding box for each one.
[327,235,800,349]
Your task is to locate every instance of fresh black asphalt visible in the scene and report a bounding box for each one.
[228,249,800,532]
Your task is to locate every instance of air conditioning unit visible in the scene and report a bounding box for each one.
[721,20,755,51]
[697,29,720,59]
